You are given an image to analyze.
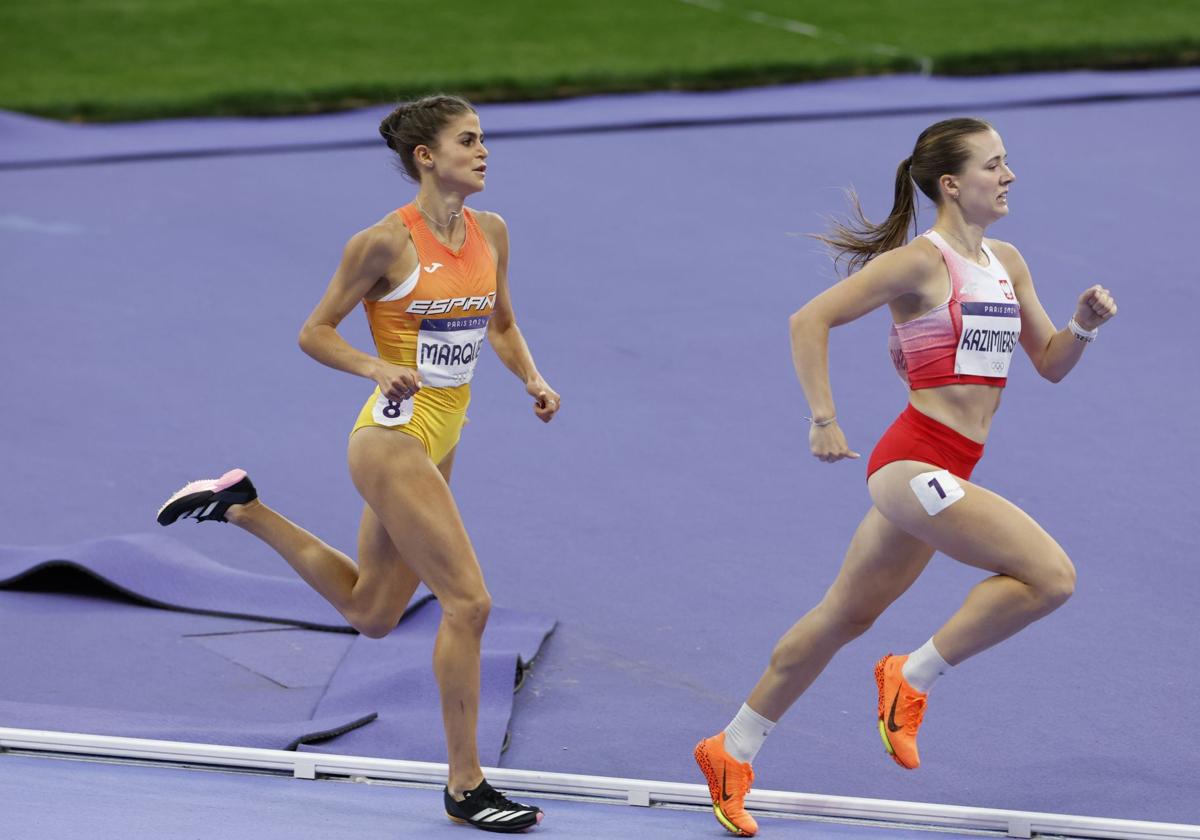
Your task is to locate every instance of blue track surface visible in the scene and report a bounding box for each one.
[2,69,1198,828]
[0,753,1004,840]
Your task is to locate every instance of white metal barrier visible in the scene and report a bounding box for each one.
[1,727,1196,840]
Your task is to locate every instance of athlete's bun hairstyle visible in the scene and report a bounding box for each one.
[814,117,994,275]
[378,94,477,182]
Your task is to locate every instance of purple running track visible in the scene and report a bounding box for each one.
[1,70,1198,825]
[0,571,551,763]
[0,753,1003,840]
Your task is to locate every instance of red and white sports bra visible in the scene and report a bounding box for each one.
[888,230,1021,390]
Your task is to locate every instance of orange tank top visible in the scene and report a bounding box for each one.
[362,204,497,388]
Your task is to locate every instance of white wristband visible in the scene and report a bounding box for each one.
[1068,318,1098,343]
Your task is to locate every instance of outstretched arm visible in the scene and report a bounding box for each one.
[478,212,560,423]
[992,240,1117,384]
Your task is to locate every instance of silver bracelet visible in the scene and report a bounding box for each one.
[1068,317,1099,343]
[805,415,837,427]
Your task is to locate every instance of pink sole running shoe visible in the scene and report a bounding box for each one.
[157,469,257,525]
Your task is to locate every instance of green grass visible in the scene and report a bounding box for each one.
[3,0,1198,121]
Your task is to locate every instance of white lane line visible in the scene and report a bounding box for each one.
[0,214,86,235]
[676,0,933,74]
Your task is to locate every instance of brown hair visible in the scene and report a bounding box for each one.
[378,94,477,181]
[815,117,994,274]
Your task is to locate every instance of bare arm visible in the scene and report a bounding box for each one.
[789,242,935,461]
[298,224,423,402]
[477,212,560,423]
[992,240,1118,384]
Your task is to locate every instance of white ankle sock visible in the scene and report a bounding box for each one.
[901,638,951,693]
[723,703,776,763]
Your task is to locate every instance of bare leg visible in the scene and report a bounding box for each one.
[346,431,490,796]
[224,501,363,618]
[747,506,934,721]
[695,506,934,839]
[223,439,459,633]
[341,443,459,632]
[868,460,1076,665]
[225,431,487,793]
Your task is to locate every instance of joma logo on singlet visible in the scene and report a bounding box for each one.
[406,293,496,316]
[959,329,1019,353]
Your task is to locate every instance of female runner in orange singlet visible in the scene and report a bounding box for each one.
[159,95,558,834]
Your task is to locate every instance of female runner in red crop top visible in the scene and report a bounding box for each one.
[693,118,1117,838]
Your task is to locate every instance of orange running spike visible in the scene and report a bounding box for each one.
[875,653,929,770]
[694,732,758,837]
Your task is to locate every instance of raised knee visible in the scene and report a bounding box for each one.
[443,592,492,635]
[359,623,392,640]
[349,611,399,639]
[1036,553,1076,611]
[1052,556,1077,604]
[343,603,402,639]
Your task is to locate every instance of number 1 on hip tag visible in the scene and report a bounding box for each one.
[909,469,965,516]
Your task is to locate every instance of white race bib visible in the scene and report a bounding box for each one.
[416,316,489,388]
[910,469,965,516]
[371,390,414,427]
[955,301,1020,378]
